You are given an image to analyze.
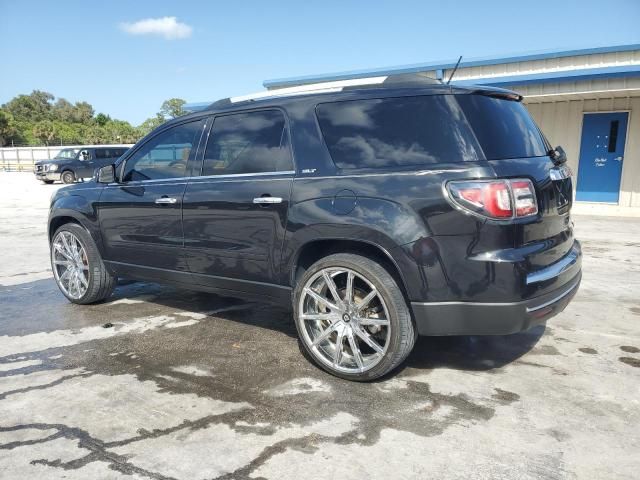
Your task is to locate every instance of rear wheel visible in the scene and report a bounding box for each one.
[293,253,416,381]
[61,170,75,184]
[51,223,116,304]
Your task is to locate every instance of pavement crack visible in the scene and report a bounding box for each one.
[0,372,92,400]
[0,423,175,480]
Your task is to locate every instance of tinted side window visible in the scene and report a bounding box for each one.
[316,96,482,169]
[456,95,547,159]
[95,148,128,159]
[122,120,204,182]
[202,110,292,176]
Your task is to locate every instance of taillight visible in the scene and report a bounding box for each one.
[446,179,538,220]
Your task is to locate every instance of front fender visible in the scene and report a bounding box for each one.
[49,188,105,255]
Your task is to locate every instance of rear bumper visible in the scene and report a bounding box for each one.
[411,271,581,336]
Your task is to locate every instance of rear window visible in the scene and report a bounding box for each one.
[455,95,547,159]
[316,96,482,169]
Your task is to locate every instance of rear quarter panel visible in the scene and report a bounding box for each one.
[282,163,497,300]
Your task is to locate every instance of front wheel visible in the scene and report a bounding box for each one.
[293,253,416,381]
[41,180,54,184]
[61,170,76,184]
[51,223,116,304]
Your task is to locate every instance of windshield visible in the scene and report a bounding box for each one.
[54,148,79,160]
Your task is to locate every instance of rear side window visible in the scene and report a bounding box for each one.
[202,110,292,176]
[316,96,482,169]
[456,95,547,159]
[95,148,127,159]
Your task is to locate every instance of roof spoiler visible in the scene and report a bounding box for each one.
[471,88,523,102]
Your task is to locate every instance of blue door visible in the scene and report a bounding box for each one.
[576,112,628,203]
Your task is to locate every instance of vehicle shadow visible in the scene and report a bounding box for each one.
[1,277,545,374]
[121,282,545,372]
[112,281,300,339]
[404,326,546,372]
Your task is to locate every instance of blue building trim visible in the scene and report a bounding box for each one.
[263,43,640,89]
[453,65,640,87]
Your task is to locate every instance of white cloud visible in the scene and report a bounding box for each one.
[119,16,192,40]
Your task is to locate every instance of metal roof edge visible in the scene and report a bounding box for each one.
[453,65,640,87]
[263,43,640,89]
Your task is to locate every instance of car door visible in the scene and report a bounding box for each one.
[182,109,294,295]
[98,118,206,276]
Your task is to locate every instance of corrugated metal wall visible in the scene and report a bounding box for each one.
[448,50,640,81]
[526,98,640,207]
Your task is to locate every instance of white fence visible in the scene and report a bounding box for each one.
[0,144,134,171]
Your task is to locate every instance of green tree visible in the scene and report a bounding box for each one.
[159,98,186,119]
[3,90,54,122]
[83,124,108,144]
[32,120,57,145]
[104,119,138,143]
[94,113,111,126]
[54,122,83,144]
[137,114,166,137]
[52,98,76,122]
[0,109,16,146]
[72,101,94,123]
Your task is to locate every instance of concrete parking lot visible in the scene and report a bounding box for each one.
[0,171,639,479]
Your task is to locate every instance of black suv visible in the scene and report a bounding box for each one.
[35,146,129,184]
[48,76,581,380]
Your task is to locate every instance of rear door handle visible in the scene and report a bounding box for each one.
[253,196,283,204]
[155,197,178,205]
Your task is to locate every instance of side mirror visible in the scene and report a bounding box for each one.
[97,164,115,183]
[549,145,567,165]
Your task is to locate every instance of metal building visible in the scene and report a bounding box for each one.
[189,44,640,215]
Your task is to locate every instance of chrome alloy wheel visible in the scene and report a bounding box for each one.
[51,231,90,300]
[298,268,391,374]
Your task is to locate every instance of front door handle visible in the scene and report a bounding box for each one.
[253,196,283,204]
[155,197,178,205]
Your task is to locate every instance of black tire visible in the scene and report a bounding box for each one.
[61,170,76,184]
[41,180,54,184]
[293,253,417,381]
[51,223,116,304]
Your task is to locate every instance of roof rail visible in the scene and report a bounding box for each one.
[189,73,442,112]
[228,76,389,104]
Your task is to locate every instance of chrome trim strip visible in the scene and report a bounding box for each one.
[526,242,581,285]
[410,275,580,312]
[294,169,469,181]
[526,278,580,313]
[111,170,295,186]
[195,170,295,181]
[411,300,521,307]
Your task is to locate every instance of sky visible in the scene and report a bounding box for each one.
[1,0,639,125]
